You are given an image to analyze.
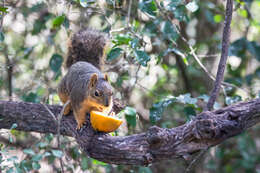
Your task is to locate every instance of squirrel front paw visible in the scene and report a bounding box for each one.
[76,122,86,130]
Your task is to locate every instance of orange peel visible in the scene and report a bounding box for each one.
[90,111,123,133]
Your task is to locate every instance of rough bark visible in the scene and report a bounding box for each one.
[206,0,233,111]
[0,99,260,165]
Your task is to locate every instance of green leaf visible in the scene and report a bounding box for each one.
[229,38,247,58]
[32,154,43,162]
[213,14,223,23]
[54,69,62,80]
[124,106,137,127]
[7,156,18,162]
[45,133,54,143]
[32,162,41,170]
[130,38,139,49]
[225,95,242,105]
[247,41,260,61]
[256,67,260,78]
[166,0,183,8]
[107,48,123,61]
[49,54,63,73]
[32,19,46,35]
[150,94,197,123]
[8,135,13,143]
[51,149,63,158]
[52,15,65,28]
[0,77,3,88]
[92,159,107,166]
[6,168,14,173]
[20,160,33,172]
[139,0,157,17]
[170,48,188,65]
[198,94,209,102]
[69,147,80,160]
[42,152,51,158]
[23,149,36,156]
[32,13,52,35]
[184,106,196,121]
[10,123,17,130]
[113,35,132,46]
[238,9,248,18]
[15,165,23,173]
[186,1,199,12]
[30,3,45,13]
[173,5,189,22]
[22,92,40,103]
[161,21,179,42]
[0,7,8,13]
[134,50,150,66]
[36,142,48,148]
[149,97,176,123]
[138,166,152,173]
[79,0,95,7]
[63,16,70,29]
[81,156,88,170]
[176,93,197,105]
[0,32,5,42]
[115,72,129,87]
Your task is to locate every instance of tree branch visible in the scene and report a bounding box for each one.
[206,0,233,111]
[0,99,260,165]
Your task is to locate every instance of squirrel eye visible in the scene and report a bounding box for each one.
[95,91,100,97]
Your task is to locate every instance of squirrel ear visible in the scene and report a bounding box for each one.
[89,73,98,88]
[104,73,108,81]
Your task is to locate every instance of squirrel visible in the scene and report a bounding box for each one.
[58,28,113,130]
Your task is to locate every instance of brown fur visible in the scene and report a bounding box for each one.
[66,28,108,70]
[58,28,113,130]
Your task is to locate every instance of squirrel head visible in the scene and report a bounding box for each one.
[87,73,113,111]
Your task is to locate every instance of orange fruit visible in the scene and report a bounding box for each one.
[90,111,123,133]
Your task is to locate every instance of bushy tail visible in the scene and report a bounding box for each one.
[66,28,108,70]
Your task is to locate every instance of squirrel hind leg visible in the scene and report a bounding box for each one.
[74,108,87,130]
[63,102,71,115]
[58,92,71,115]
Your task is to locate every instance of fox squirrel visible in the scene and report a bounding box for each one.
[58,28,113,130]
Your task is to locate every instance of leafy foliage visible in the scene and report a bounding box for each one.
[0,0,259,172]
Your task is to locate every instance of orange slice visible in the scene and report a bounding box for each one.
[90,111,123,133]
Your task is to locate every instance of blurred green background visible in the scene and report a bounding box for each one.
[0,0,259,172]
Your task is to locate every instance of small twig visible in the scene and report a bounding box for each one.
[43,104,57,121]
[0,0,5,30]
[43,100,70,173]
[244,4,252,38]
[206,0,233,111]
[4,52,13,101]
[57,100,70,173]
[127,0,132,27]
[185,148,208,173]
[1,1,12,101]
[136,83,160,97]
[197,54,220,58]
[175,54,191,92]
[134,65,141,85]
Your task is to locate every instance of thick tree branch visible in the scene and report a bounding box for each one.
[206,0,233,111]
[0,99,260,165]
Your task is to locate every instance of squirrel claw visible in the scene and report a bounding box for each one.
[76,124,83,131]
[76,122,87,131]
[76,126,84,133]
